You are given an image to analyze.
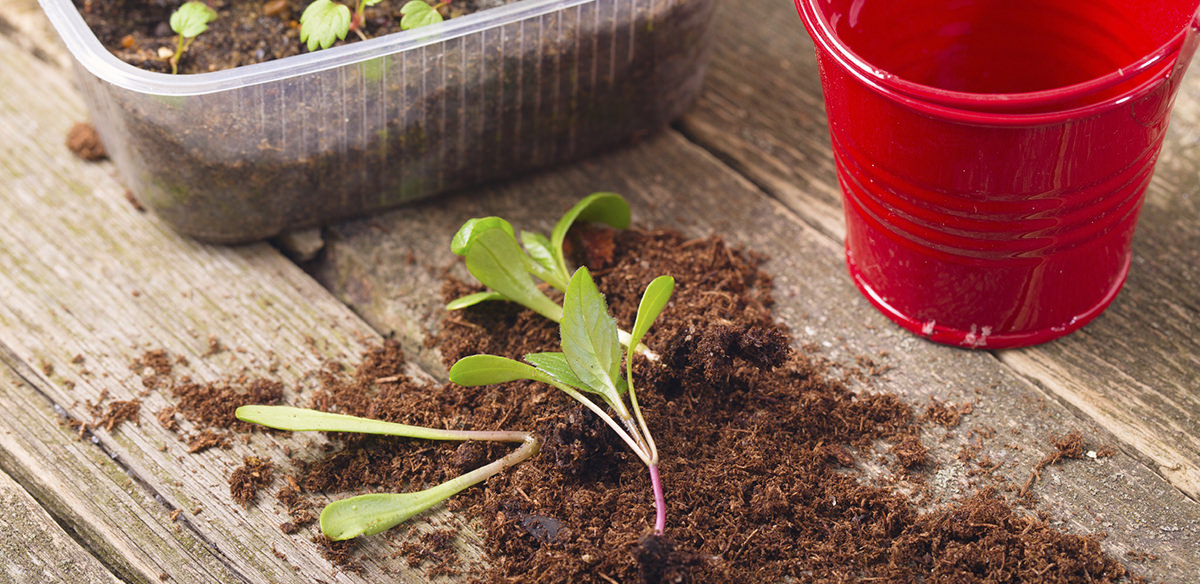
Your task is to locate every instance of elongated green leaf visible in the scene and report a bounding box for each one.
[560,267,621,397]
[521,231,568,290]
[446,291,506,311]
[322,488,453,539]
[451,217,515,256]
[321,431,540,540]
[236,405,466,441]
[449,354,545,386]
[550,193,631,277]
[629,276,674,356]
[464,228,563,322]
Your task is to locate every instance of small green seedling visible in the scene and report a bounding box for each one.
[300,0,364,51]
[447,193,654,354]
[300,0,448,51]
[399,0,447,30]
[167,1,218,74]
[450,267,674,534]
[235,405,538,540]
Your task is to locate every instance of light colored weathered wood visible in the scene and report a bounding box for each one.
[311,129,1200,581]
[0,460,122,584]
[0,0,71,71]
[677,0,1200,502]
[0,26,484,584]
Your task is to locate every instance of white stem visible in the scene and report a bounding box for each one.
[618,329,659,361]
[550,382,652,466]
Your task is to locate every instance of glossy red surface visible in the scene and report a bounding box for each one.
[797,0,1200,348]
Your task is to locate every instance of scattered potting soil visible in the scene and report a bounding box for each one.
[128,348,284,452]
[77,0,511,74]
[230,456,276,506]
[1019,431,1114,499]
[64,389,142,438]
[124,226,1136,583]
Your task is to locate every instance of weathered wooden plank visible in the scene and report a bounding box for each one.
[0,25,483,584]
[677,0,1200,500]
[310,130,1200,581]
[0,0,71,71]
[0,453,122,584]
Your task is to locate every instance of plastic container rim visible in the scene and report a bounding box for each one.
[795,0,1200,123]
[38,0,603,96]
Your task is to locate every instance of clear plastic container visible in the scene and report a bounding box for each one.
[39,0,715,243]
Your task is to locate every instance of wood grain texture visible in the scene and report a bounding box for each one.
[311,130,1200,581]
[0,460,122,584]
[677,0,1200,501]
[0,27,483,584]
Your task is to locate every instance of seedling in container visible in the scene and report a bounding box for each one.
[300,0,449,51]
[399,0,448,30]
[450,268,674,534]
[167,1,217,74]
[235,405,538,540]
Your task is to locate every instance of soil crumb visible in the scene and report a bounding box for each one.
[95,399,141,432]
[230,456,275,506]
[66,121,107,161]
[1020,430,1093,497]
[924,398,973,428]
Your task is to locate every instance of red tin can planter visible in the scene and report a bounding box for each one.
[796,0,1200,348]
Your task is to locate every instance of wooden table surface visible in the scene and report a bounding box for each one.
[2,0,1198,582]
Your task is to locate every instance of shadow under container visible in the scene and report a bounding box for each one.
[796,0,1200,349]
[39,0,716,243]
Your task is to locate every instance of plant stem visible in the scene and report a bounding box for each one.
[618,329,658,361]
[649,463,665,535]
[170,35,188,75]
[553,384,651,465]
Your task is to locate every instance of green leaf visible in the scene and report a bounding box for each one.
[169,1,218,39]
[236,405,460,441]
[629,276,674,357]
[300,0,351,51]
[521,231,568,290]
[560,267,621,397]
[449,354,545,387]
[524,352,585,391]
[550,193,630,276]
[527,352,626,397]
[363,0,384,5]
[463,228,563,322]
[399,0,444,30]
[451,217,515,256]
[445,291,506,311]
[321,490,451,540]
